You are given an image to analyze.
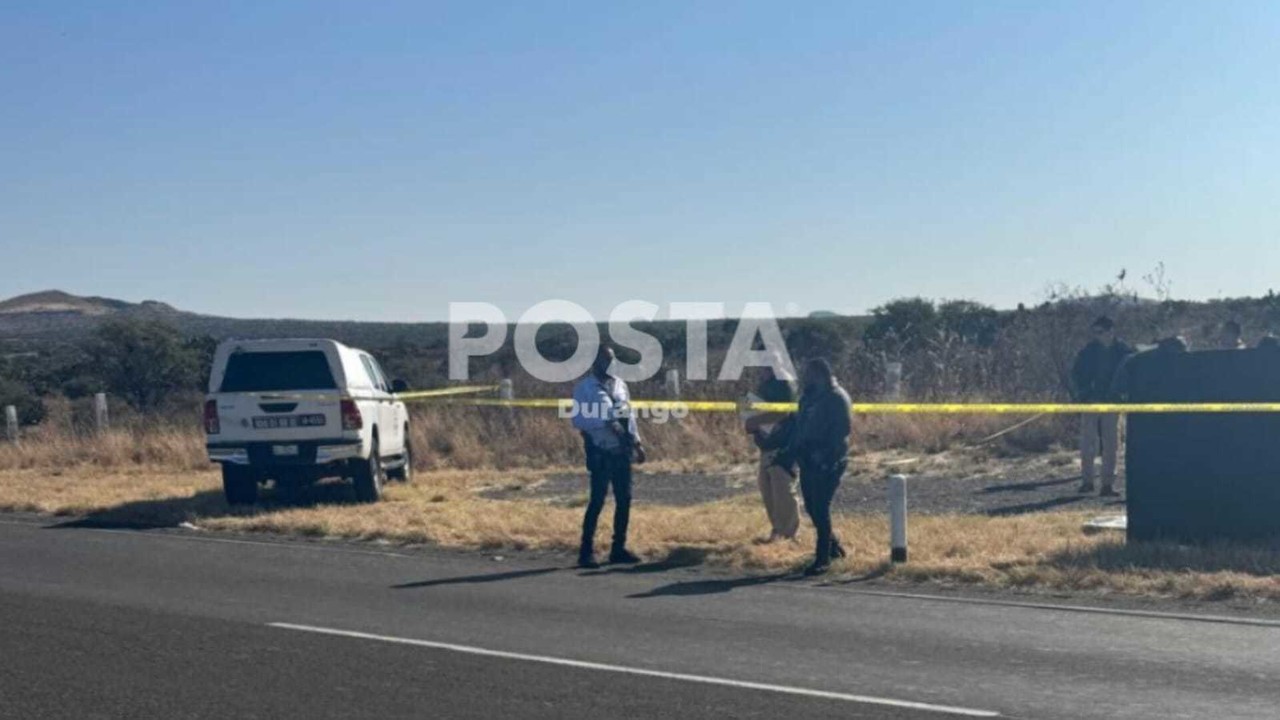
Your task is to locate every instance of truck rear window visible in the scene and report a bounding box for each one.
[219,351,338,392]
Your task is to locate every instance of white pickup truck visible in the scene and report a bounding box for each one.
[204,338,412,505]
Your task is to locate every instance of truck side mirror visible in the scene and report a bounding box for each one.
[391,379,409,394]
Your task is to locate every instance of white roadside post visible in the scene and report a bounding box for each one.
[664,368,681,398]
[4,405,17,443]
[889,474,908,563]
[93,392,109,432]
[884,362,903,401]
[498,379,515,401]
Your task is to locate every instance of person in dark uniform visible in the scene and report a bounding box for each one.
[571,345,645,569]
[778,358,852,576]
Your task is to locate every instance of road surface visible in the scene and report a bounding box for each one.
[1,516,1277,719]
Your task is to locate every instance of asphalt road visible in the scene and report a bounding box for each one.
[1,516,1278,719]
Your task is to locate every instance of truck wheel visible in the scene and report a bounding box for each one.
[222,465,258,506]
[352,439,384,503]
[388,430,413,484]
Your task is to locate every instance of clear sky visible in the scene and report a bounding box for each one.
[2,1,1278,322]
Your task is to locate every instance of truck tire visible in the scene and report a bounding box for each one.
[352,439,384,503]
[222,465,258,506]
[388,428,413,484]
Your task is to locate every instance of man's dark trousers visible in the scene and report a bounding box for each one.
[800,458,846,563]
[580,444,632,557]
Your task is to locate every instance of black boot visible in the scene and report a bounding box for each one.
[804,558,832,576]
[830,538,847,560]
[609,547,641,564]
[578,546,600,569]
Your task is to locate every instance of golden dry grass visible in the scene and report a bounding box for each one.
[4,464,1278,603]
[0,404,1059,473]
[0,427,209,472]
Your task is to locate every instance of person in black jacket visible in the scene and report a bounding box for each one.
[776,358,852,576]
[1070,316,1135,496]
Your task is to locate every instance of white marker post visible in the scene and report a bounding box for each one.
[889,474,908,563]
[93,393,109,432]
[4,405,17,443]
[498,379,515,401]
[885,362,903,401]
[664,368,681,398]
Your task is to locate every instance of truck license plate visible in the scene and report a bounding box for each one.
[252,415,325,429]
[272,444,300,457]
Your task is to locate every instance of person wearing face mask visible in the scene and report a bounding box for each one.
[777,357,852,576]
[571,344,645,569]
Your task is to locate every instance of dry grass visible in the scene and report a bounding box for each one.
[5,404,1272,603]
[4,464,1278,603]
[0,426,209,472]
[0,404,1062,473]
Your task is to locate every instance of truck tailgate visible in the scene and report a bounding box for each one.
[210,391,345,444]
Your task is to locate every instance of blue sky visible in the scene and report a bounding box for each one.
[2,1,1278,322]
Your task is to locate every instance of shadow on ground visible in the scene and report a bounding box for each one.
[985,495,1093,516]
[1044,536,1280,591]
[49,481,366,530]
[392,567,563,590]
[579,546,714,577]
[626,573,792,599]
[979,476,1079,494]
[387,546,719,593]
[825,563,892,585]
[621,553,893,598]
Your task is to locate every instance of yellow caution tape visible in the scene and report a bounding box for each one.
[419,397,569,409]
[401,396,1280,414]
[395,384,501,401]
[850,403,1280,414]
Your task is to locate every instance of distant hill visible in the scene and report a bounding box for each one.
[0,290,446,349]
[0,290,873,357]
[0,290,178,316]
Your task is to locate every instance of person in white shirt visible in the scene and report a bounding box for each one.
[571,345,644,569]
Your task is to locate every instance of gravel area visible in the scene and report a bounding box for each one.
[480,449,1129,516]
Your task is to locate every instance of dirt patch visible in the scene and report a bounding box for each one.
[480,468,758,507]
[482,448,1126,517]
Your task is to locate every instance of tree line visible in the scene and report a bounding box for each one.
[3,285,1278,427]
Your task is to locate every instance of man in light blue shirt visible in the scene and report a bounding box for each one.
[572,345,644,568]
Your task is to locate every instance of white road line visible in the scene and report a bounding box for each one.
[268,622,1000,717]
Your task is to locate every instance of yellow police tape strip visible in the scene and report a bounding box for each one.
[401,396,1280,414]
[395,384,501,401]
[847,403,1280,414]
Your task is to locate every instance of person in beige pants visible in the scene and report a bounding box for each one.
[1070,316,1134,496]
[1079,413,1119,493]
[743,365,800,541]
